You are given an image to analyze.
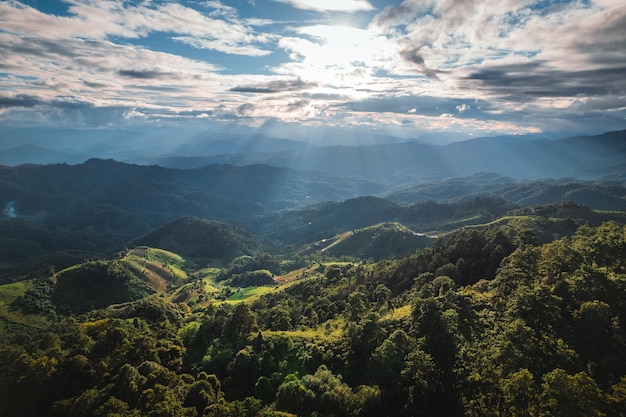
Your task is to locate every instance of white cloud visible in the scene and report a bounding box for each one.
[0,0,624,134]
[172,37,273,56]
[0,0,272,56]
[456,104,470,113]
[124,109,147,119]
[272,0,375,12]
[0,32,224,108]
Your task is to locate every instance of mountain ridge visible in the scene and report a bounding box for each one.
[2,128,625,182]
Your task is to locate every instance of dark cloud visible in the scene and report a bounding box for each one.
[399,47,439,78]
[83,81,108,88]
[131,85,186,92]
[6,37,81,60]
[372,1,424,28]
[10,95,100,111]
[465,63,626,102]
[236,103,255,116]
[284,99,310,112]
[118,69,175,80]
[230,78,317,93]
[0,94,44,108]
[402,49,424,65]
[230,86,279,93]
[341,95,484,117]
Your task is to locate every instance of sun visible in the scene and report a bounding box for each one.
[291,24,383,90]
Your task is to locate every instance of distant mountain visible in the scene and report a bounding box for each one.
[0,159,382,281]
[253,196,517,244]
[2,127,624,182]
[1,151,624,283]
[0,127,149,160]
[0,144,86,166]
[385,174,626,210]
[0,158,383,228]
[155,130,626,182]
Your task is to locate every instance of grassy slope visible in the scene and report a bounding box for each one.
[0,280,48,337]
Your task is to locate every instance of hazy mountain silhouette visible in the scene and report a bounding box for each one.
[3,128,624,182]
[153,130,626,182]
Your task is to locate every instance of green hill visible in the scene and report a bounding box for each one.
[50,247,189,315]
[254,196,517,244]
[132,217,265,266]
[0,210,625,417]
[52,260,154,315]
[313,222,435,260]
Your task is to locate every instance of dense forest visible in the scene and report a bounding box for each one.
[1,214,625,416]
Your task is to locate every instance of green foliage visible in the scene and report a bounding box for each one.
[230,270,275,288]
[133,217,266,266]
[1,219,626,417]
[320,222,435,261]
[52,261,154,315]
[275,365,381,417]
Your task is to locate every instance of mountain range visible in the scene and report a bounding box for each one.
[2,128,625,182]
[1,128,625,281]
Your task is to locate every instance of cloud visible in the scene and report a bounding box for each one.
[171,36,272,56]
[342,95,489,119]
[123,109,147,120]
[118,70,177,80]
[371,0,428,28]
[229,79,318,93]
[399,46,439,78]
[456,104,470,113]
[463,63,626,101]
[1,0,625,136]
[0,94,44,108]
[0,0,272,56]
[364,0,626,117]
[271,0,375,12]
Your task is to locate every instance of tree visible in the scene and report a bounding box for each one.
[221,304,256,349]
[540,369,607,417]
[502,369,538,417]
[275,366,380,417]
[538,238,579,284]
[589,222,625,272]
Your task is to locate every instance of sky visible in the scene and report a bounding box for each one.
[1,0,625,140]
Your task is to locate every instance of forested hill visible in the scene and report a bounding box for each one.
[1,154,626,281]
[131,217,267,266]
[0,143,625,417]
[0,158,384,223]
[0,218,625,416]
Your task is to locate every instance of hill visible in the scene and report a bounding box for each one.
[131,217,266,266]
[8,246,189,317]
[386,174,626,210]
[51,260,155,315]
[1,215,625,417]
[253,196,517,243]
[311,222,435,261]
